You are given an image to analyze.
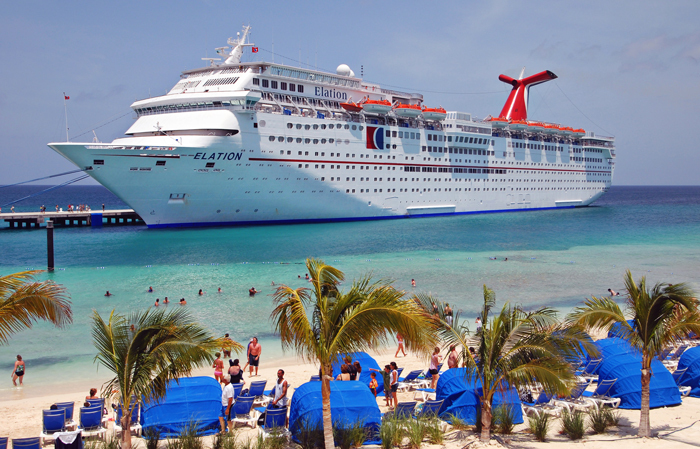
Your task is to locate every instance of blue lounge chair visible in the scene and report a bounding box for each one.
[54,401,76,427]
[415,399,444,419]
[582,378,621,408]
[672,367,691,397]
[0,436,8,449]
[309,375,320,381]
[657,347,672,361]
[664,345,689,368]
[575,358,602,382]
[397,370,428,392]
[40,409,66,445]
[12,438,41,449]
[245,380,270,407]
[232,382,244,399]
[384,401,416,420]
[523,391,563,417]
[414,388,436,402]
[554,380,595,412]
[231,395,257,428]
[258,406,289,440]
[114,402,141,437]
[79,406,106,440]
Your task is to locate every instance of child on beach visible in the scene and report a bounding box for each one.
[369,372,378,397]
[369,365,392,408]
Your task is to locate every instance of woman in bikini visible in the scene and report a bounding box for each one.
[12,355,25,386]
[213,352,224,384]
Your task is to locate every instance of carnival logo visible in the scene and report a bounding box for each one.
[366,126,384,150]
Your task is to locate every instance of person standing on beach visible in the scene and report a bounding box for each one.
[222,334,233,358]
[395,333,406,357]
[12,355,25,386]
[447,345,459,369]
[475,316,482,333]
[213,352,224,383]
[389,362,399,408]
[369,365,392,408]
[429,347,442,389]
[228,359,245,385]
[219,374,234,433]
[243,338,253,372]
[445,303,453,326]
[248,337,261,376]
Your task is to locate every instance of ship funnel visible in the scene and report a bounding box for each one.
[497,70,557,120]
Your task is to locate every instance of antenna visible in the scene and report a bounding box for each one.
[92,130,99,143]
[63,92,69,142]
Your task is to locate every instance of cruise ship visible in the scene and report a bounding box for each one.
[49,27,615,228]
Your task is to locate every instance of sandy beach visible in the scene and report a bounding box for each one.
[2,346,700,448]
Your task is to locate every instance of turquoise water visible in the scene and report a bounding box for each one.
[0,185,699,399]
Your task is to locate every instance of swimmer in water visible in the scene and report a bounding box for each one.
[249,287,258,296]
[105,291,112,297]
[218,287,222,293]
[271,281,275,286]
[180,298,187,305]
[411,279,416,287]
[608,288,620,297]
[154,298,160,307]
[199,289,204,296]
[148,286,153,293]
[163,297,169,304]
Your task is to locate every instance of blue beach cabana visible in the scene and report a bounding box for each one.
[289,381,381,445]
[595,337,681,409]
[675,347,700,397]
[435,368,523,425]
[332,352,383,392]
[140,376,222,437]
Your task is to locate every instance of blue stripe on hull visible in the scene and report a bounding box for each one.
[146,205,579,229]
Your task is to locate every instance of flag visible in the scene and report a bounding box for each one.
[64,95,70,100]
[252,47,258,53]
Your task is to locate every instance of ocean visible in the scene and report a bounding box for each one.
[0,185,699,399]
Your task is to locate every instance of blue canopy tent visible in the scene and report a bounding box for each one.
[289,381,381,445]
[595,337,681,409]
[675,347,700,397]
[140,377,222,437]
[435,368,523,425]
[607,320,636,339]
[332,352,383,394]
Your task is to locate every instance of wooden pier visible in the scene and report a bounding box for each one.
[0,209,144,229]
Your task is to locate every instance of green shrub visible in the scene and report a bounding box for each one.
[527,413,550,442]
[445,413,469,431]
[143,428,161,449]
[424,418,444,444]
[404,419,425,449]
[214,431,239,449]
[589,406,620,434]
[493,405,515,435]
[333,421,368,449]
[295,417,324,449]
[379,416,404,449]
[561,409,586,440]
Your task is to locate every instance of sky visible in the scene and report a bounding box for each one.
[1,1,699,186]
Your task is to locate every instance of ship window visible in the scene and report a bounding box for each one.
[329,138,334,143]
[328,124,334,129]
[392,131,397,137]
[269,136,275,142]
[278,136,284,142]
[359,126,364,130]
[253,78,260,86]
[281,82,287,90]
[313,124,319,130]
[313,139,319,144]
[287,150,291,155]
[155,160,165,166]
[305,164,309,168]
[352,125,357,130]
[289,83,296,92]
[305,138,310,144]
[321,124,326,129]
[399,131,403,138]
[344,124,349,129]
[386,144,390,149]
[321,139,327,144]
[448,136,452,142]
[287,123,293,129]
[296,138,302,143]
[271,80,278,89]
[298,164,302,168]
[287,137,293,142]
[262,79,269,88]
[206,162,215,168]
[428,134,432,141]
[94,159,105,165]
[305,125,311,130]
[296,124,302,129]
[297,85,304,93]
[469,137,473,143]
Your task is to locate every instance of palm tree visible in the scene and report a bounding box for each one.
[417,286,594,442]
[0,270,72,344]
[92,308,234,449]
[567,270,700,437]
[271,258,437,449]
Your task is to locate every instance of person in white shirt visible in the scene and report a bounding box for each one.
[220,374,234,433]
[271,369,289,408]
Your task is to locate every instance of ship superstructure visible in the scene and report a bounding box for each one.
[49,27,615,227]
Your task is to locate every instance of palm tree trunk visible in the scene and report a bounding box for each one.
[639,354,652,437]
[121,413,132,449]
[321,364,334,449]
[480,399,492,442]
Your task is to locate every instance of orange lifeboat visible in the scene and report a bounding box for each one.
[340,101,363,113]
[489,117,509,128]
[543,123,559,134]
[527,121,545,132]
[422,106,447,121]
[560,126,574,136]
[393,103,422,118]
[362,99,392,114]
[509,119,528,130]
[573,128,586,137]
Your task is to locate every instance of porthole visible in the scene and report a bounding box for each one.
[236,209,240,213]
[321,124,327,129]
[259,120,266,127]
[313,124,319,130]
[296,138,302,143]
[328,124,334,129]
[287,137,293,142]
[268,136,275,142]
[321,139,327,144]
[277,136,284,142]
[305,124,311,130]
[344,139,350,145]
[296,124,302,129]
[287,123,293,129]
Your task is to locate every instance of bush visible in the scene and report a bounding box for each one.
[527,413,550,442]
[424,418,444,444]
[294,417,324,449]
[493,405,515,435]
[214,431,239,449]
[333,421,368,449]
[404,419,425,449]
[589,406,620,434]
[379,416,404,449]
[444,413,469,431]
[143,428,162,449]
[561,409,586,440]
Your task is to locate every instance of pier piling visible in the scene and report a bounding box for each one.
[47,220,54,271]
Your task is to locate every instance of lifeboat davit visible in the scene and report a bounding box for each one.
[527,121,545,132]
[573,128,586,137]
[362,99,392,114]
[489,117,509,129]
[509,119,528,130]
[560,126,574,136]
[422,106,447,121]
[393,103,422,118]
[543,123,559,134]
[340,101,363,113]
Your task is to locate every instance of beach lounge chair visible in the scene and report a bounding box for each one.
[0,436,7,449]
[414,399,444,419]
[245,380,270,407]
[664,345,689,368]
[40,409,66,446]
[309,375,320,381]
[383,401,417,420]
[554,380,595,412]
[54,402,77,429]
[397,370,428,392]
[114,402,142,437]
[413,388,436,402]
[582,378,621,408]
[657,347,672,361]
[78,406,107,441]
[12,438,41,449]
[232,382,244,399]
[672,367,691,397]
[258,406,289,440]
[522,391,563,417]
[231,395,257,428]
[575,358,602,383]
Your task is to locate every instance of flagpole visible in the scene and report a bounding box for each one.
[63,92,69,142]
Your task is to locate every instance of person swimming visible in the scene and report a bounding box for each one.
[180,298,187,305]
[249,287,258,296]
[148,286,153,293]
[154,298,160,307]
[608,288,620,296]
[199,289,204,295]
[105,291,112,297]
[163,297,169,304]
